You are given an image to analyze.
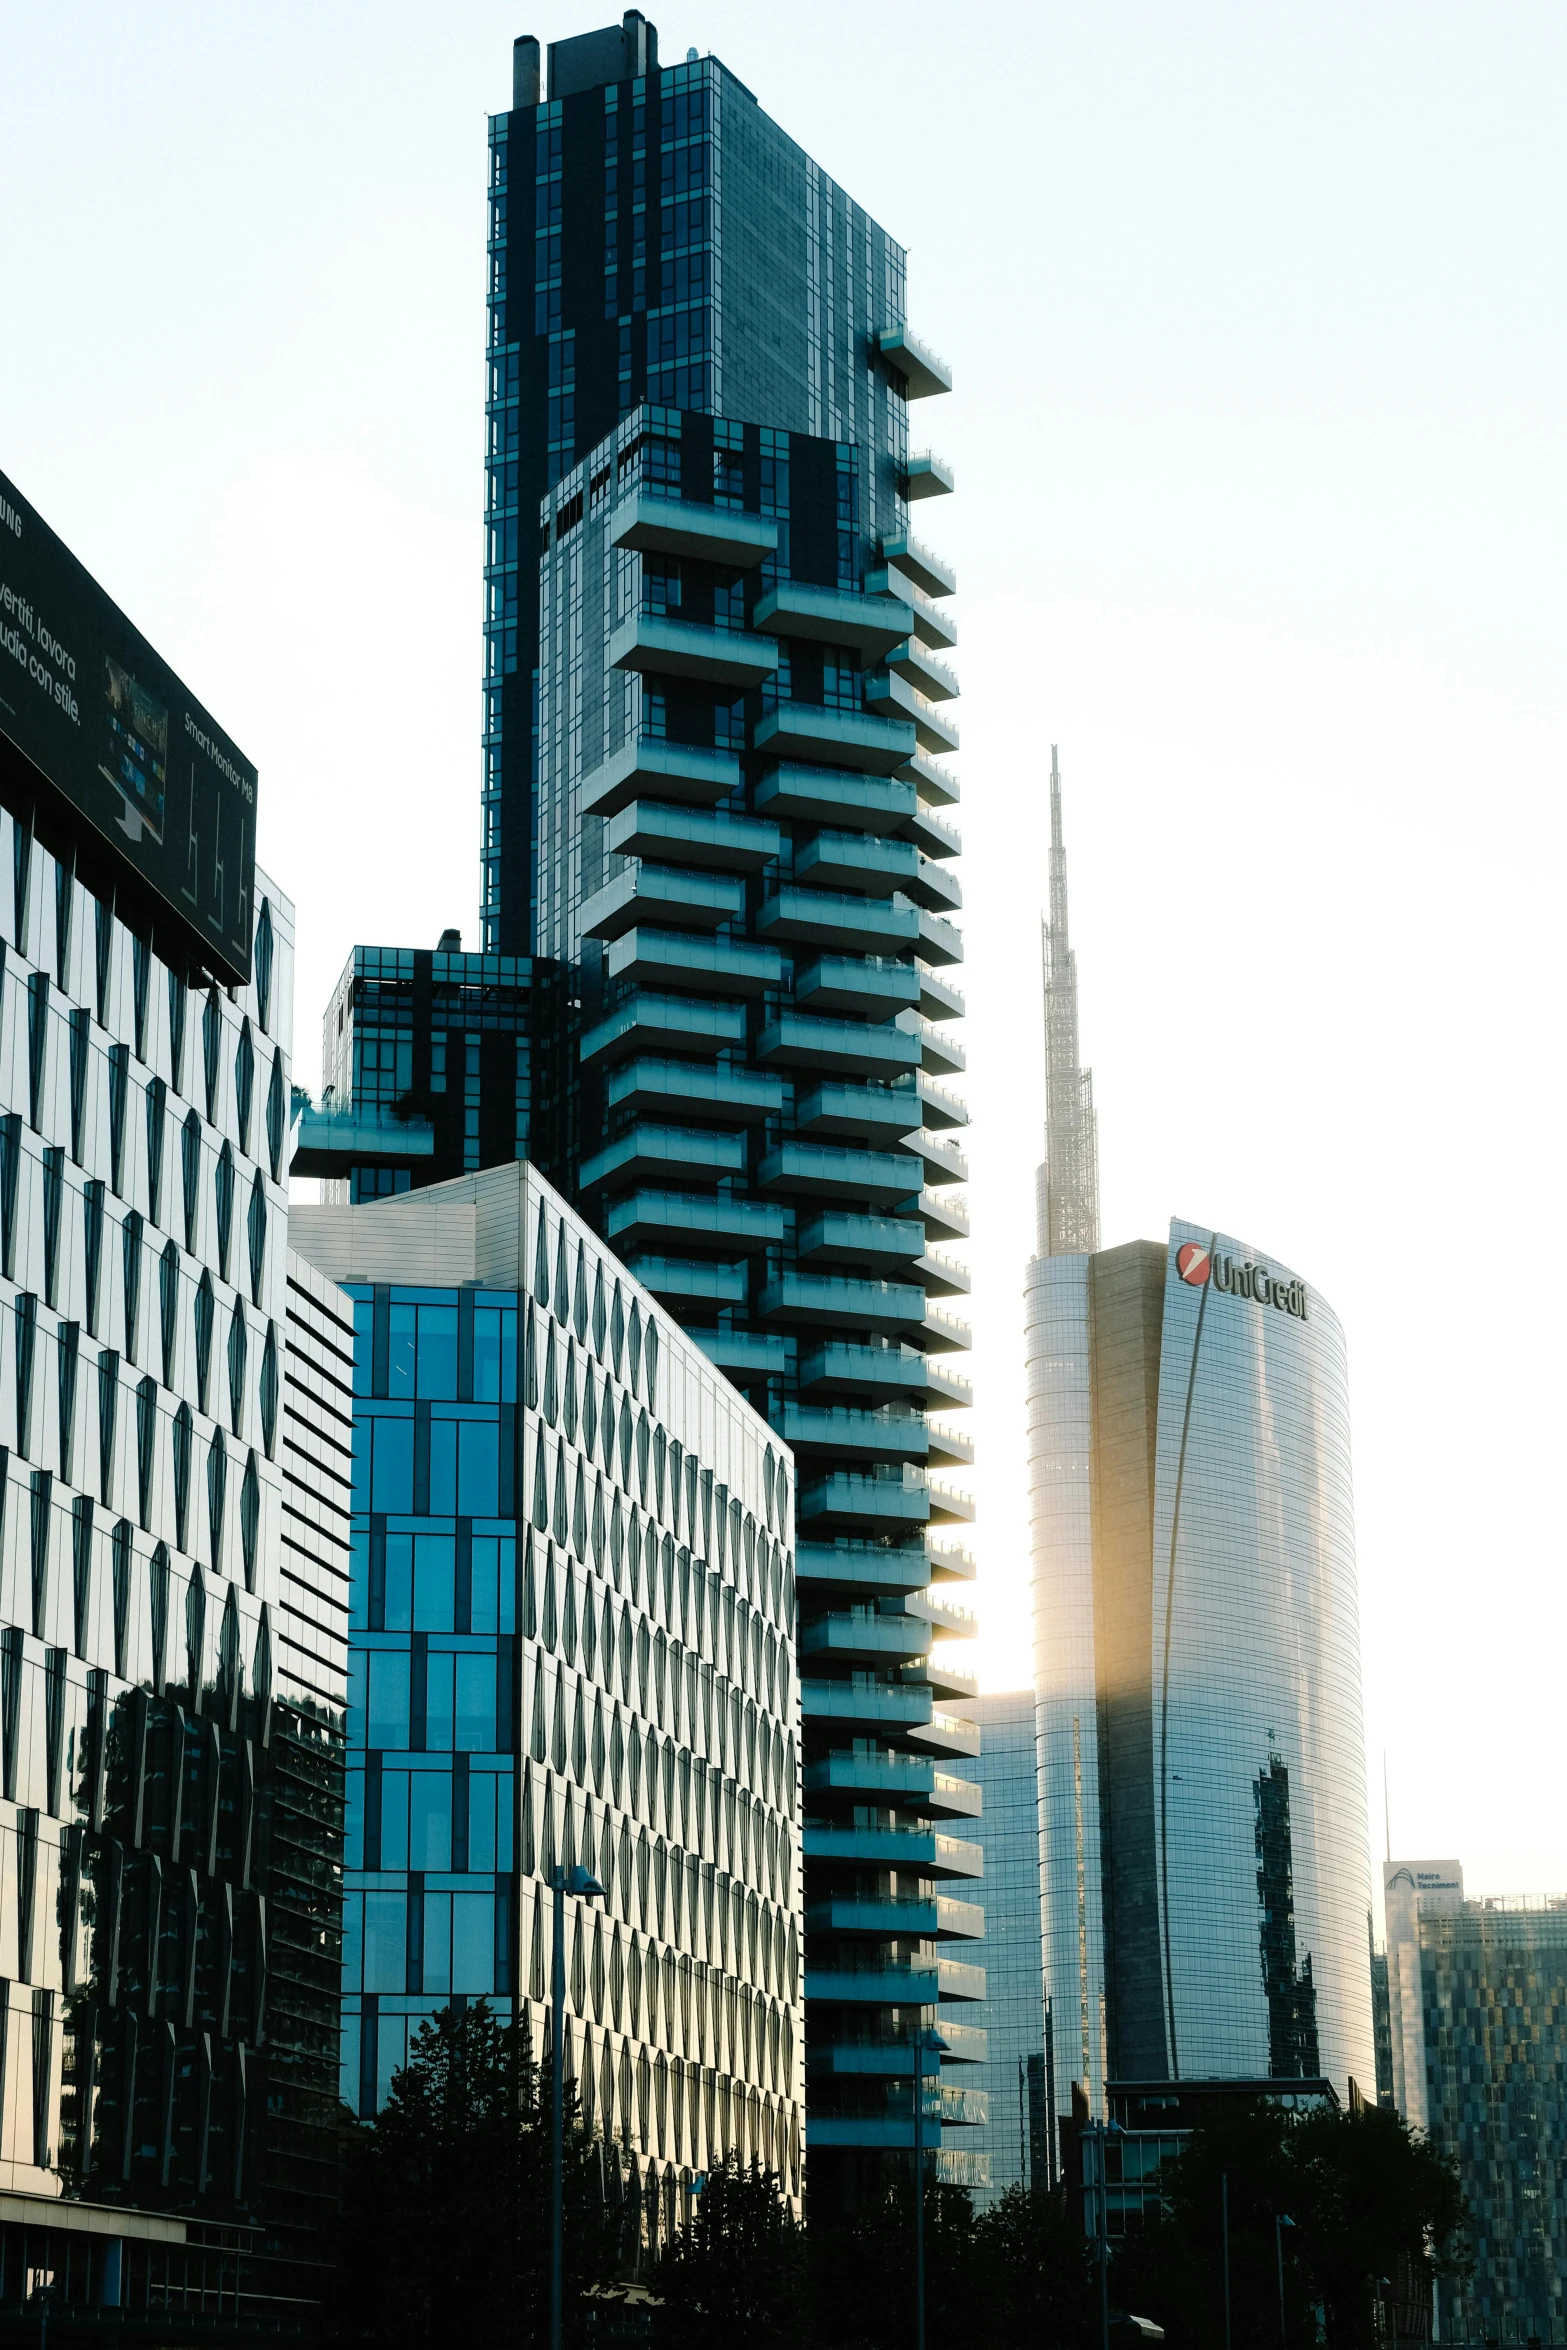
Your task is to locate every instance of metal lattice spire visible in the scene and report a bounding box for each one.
[1035,746,1101,1256]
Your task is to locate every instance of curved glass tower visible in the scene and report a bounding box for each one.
[1027,1219,1375,2132]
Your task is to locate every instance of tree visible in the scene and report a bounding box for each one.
[651,2155,806,2350]
[1108,2098,1468,2350]
[971,2183,1099,2350]
[331,2000,614,2350]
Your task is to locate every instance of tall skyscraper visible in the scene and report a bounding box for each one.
[480,21,981,2205]
[1035,748,1098,1259]
[1026,1220,1376,2149]
[290,1162,805,2237]
[0,466,343,2319]
[959,1691,1051,2203]
[1384,1859,1567,2343]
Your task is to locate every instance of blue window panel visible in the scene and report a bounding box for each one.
[424,1893,452,1995]
[453,1894,495,1996]
[496,1765,514,1869]
[381,1769,411,1869]
[340,2009,361,2112]
[414,1534,456,1630]
[417,1304,458,1399]
[458,1420,500,1518]
[352,1297,374,1394]
[377,2013,410,2111]
[468,1771,496,1873]
[348,1525,372,1630]
[342,1891,363,1991]
[384,1532,413,1630]
[455,1652,497,1752]
[345,1765,366,1870]
[409,1768,453,1870]
[430,1419,457,1515]
[373,1416,414,1513]
[364,1891,407,1993]
[389,1302,417,1398]
[368,1650,411,1748]
[474,1309,517,1401]
[352,1420,372,1512]
[469,1536,517,1635]
[426,1652,454,1750]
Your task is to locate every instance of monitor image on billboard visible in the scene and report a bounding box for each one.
[0,466,256,985]
[101,654,170,846]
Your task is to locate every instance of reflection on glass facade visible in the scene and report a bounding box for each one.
[1028,1219,1375,2143]
[317,943,570,1205]
[960,1692,1051,2203]
[1385,1862,1567,2344]
[291,1161,805,2234]
[0,774,345,2314]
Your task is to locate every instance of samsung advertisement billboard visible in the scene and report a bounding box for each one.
[0,466,256,984]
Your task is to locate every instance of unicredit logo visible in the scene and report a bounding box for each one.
[1175,1236,1308,1321]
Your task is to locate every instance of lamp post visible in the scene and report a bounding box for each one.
[1081,2111,1122,2350]
[912,2025,950,2350]
[1276,2212,1295,2345]
[550,1862,606,2350]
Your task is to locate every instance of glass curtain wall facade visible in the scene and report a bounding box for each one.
[961,1691,1050,2203]
[317,943,567,1205]
[1384,1862,1567,2344]
[0,768,342,2315]
[290,1160,805,2238]
[1027,1220,1375,2155]
[486,25,979,2203]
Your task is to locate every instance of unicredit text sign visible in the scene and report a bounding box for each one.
[1176,1239,1308,1321]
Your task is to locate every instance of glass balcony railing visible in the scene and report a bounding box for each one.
[605,927,783,996]
[758,1014,921,1079]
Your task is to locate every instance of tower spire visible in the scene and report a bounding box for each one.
[1035,746,1101,1256]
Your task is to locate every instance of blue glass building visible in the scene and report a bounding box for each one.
[483,22,981,2204]
[291,1161,806,2231]
[1027,1220,1376,2151]
[960,1691,1051,2203]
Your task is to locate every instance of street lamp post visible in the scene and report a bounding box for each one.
[1081,2112,1122,2350]
[550,1862,606,2350]
[912,2026,950,2350]
[1276,2211,1295,2345]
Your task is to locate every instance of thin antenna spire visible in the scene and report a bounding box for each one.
[1383,1751,1391,1863]
[1035,746,1101,1256]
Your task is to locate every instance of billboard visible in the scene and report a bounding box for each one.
[0,466,256,984]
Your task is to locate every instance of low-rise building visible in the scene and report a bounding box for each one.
[291,1161,805,2236]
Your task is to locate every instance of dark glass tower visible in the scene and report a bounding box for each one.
[486,19,981,2205]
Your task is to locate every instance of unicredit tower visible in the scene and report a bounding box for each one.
[1025,1218,1375,2128]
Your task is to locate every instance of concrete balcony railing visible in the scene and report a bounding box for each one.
[876,326,953,401]
[610,609,779,689]
[754,703,916,776]
[605,927,782,997]
[794,954,921,1020]
[606,1189,783,1255]
[904,450,955,500]
[752,580,909,654]
[880,529,956,599]
[580,861,741,941]
[579,735,740,818]
[580,991,745,1065]
[755,763,918,833]
[795,1211,924,1271]
[604,1056,783,1126]
[802,1822,982,1879]
[868,567,958,652]
[604,799,779,874]
[762,1273,927,1336]
[608,490,777,567]
[758,1014,921,1080]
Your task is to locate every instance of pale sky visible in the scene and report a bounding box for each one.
[4,3,1565,1915]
